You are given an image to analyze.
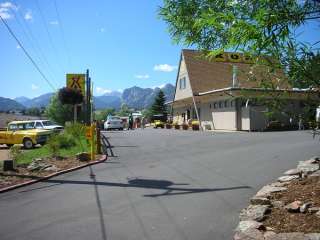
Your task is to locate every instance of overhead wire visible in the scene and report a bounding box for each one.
[9,1,59,87]
[34,0,67,74]
[53,0,72,70]
[0,14,56,91]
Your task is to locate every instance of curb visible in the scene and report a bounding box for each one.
[234,156,320,239]
[0,155,107,194]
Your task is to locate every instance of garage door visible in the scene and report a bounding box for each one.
[212,110,237,130]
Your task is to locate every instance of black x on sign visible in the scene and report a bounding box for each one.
[66,74,85,96]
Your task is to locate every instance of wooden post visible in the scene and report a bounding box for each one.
[96,121,102,154]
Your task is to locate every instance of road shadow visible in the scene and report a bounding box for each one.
[38,177,251,198]
[89,166,108,240]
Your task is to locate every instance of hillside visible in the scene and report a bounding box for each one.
[0,97,25,112]
[5,83,175,111]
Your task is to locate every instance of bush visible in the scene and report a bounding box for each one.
[9,145,22,167]
[47,135,60,157]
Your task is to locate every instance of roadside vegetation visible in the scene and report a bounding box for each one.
[13,123,90,165]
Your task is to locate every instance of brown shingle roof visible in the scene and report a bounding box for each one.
[182,49,286,93]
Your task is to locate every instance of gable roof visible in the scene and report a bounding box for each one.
[182,49,285,94]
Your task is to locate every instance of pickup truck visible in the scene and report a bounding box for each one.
[0,121,52,149]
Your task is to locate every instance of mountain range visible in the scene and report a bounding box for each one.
[0,84,175,111]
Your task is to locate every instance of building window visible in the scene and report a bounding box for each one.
[219,101,223,108]
[230,100,235,107]
[213,102,218,109]
[224,100,229,108]
[179,77,186,89]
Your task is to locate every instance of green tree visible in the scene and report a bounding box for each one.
[95,108,116,121]
[58,87,84,122]
[45,93,73,125]
[118,103,131,116]
[25,107,41,116]
[150,90,167,117]
[159,0,320,86]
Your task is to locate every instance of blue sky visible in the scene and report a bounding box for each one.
[0,0,182,99]
[0,1,319,99]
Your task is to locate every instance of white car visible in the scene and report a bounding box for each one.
[104,116,124,130]
[33,120,64,131]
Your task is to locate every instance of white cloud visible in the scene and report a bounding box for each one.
[100,27,105,33]
[31,84,39,90]
[153,64,177,72]
[151,84,166,89]
[49,20,59,25]
[117,89,123,93]
[96,87,112,95]
[24,10,32,21]
[16,45,21,49]
[134,74,150,79]
[0,1,17,19]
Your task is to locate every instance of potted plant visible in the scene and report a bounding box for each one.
[165,123,172,129]
[192,120,200,130]
[173,122,180,129]
[182,123,189,130]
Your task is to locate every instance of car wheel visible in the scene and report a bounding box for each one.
[23,138,34,149]
[119,128,123,131]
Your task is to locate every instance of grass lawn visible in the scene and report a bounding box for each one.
[16,138,90,165]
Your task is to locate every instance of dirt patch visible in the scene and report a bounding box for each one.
[264,176,320,233]
[0,155,103,190]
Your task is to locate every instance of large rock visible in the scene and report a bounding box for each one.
[235,220,264,232]
[297,161,319,174]
[305,233,320,240]
[250,197,271,205]
[309,170,320,177]
[234,228,264,240]
[284,201,303,212]
[265,232,307,240]
[284,169,301,176]
[255,185,287,198]
[27,160,52,171]
[278,175,299,182]
[43,165,59,172]
[240,205,270,222]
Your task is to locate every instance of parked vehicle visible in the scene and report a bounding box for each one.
[0,121,52,149]
[151,114,166,128]
[32,120,64,131]
[104,116,124,130]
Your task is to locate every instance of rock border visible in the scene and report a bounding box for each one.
[234,156,320,240]
[0,154,107,194]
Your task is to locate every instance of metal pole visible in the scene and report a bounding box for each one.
[86,69,91,125]
[192,94,202,131]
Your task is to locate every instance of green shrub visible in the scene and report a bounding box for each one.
[56,134,76,149]
[9,145,22,167]
[47,134,60,157]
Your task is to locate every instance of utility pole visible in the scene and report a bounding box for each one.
[86,69,91,125]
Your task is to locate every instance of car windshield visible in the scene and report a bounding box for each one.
[42,121,55,126]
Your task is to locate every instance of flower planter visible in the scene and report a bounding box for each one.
[165,124,172,129]
[192,124,200,130]
[182,124,189,130]
[174,124,180,130]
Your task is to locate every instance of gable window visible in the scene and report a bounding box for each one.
[179,77,186,89]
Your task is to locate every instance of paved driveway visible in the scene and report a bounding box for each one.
[0,129,319,240]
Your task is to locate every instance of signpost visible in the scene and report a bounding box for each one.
[66,70,96,160]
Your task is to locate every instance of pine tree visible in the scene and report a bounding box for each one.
[150,90,167,117]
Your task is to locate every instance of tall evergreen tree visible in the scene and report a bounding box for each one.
[150,90,167,117]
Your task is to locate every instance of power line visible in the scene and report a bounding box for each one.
[0,14,56,91]
[35,0,66,74]
[8,2,59,87]
[53,0,72,69]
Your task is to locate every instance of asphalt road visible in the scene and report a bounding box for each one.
[0,129,319,240]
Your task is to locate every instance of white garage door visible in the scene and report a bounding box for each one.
[212,110,237,130]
